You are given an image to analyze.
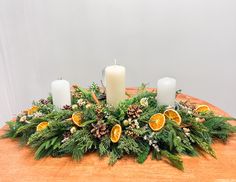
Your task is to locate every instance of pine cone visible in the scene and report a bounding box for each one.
[127,105,142,119]
[91,121,108,139]
[62,131,71,143]
[63,105,72,110]
[96,105,104,119]
[180,100,196,110]
[39,99,49,105]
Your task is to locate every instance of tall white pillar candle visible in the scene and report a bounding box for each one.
[157,77,176,106]
[51,79,71,108]
[105,64,126,107]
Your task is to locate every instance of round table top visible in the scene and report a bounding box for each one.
[0,88,235,182]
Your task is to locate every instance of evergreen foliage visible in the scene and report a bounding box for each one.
[1,83,236,170]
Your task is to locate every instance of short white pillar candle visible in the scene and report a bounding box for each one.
[157,77,176,106]
[51,79,71,108]
[105,64,126,107]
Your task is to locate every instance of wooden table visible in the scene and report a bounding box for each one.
[0,88,235,182]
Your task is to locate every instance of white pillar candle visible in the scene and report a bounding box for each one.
[105,64,126,107]
[51,79,71,108]
[157,77,176,106]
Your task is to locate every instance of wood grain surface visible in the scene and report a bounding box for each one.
[0,88,235,182]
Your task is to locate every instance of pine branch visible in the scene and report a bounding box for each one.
[89,82,100,95]
[14,119,42,137]
[98,135,111,156]
[1,121,23,138]
[59,128,95,160]
[38,103,55,114]
[161,150,184,170]
[118,136,141,155]
[106,115,120,126]
[130,128,147,137]
[190,119,212,144]
[152,149,161,160]
[203,117,236,142]
[153,121,198,156]
[28,120,71,149]
[139,107,157,122]
[76,87,94,103]
[44,110,73,121]
[190,134,216,158]
[34,136,61,160]
[136,142,150,164]
[109,147,122,165]
[82,106,97,121]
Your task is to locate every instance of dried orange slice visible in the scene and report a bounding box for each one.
[195,105,210,113]
[36,121,49,131]
[27,106,39,115]
[149,113,166,131]
[110,124,122,143]
[72,112,83,127]
[164,109,182,125]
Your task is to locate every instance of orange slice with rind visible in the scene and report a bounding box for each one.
[110,124,122,143]
[164,109,182,125]
[149,113,166,131]
[36,121,49,131]
[72,112,83,127]
[27,106,39,115]
[195,105,210,113]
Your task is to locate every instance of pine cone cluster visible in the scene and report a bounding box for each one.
[124,119,140,138]
[127,105,142,119]
[91,121,108,139]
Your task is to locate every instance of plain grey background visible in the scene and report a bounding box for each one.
[0,0,236,126]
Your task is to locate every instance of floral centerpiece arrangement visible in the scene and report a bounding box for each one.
[2,83,236,170]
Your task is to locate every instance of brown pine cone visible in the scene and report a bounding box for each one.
[180,100,196,110]
[39,99,49,105]
[62,105,72,110]
[127,105,143,119]
[91,120,108,139]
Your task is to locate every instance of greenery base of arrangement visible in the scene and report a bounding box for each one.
[2,83,236,170]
